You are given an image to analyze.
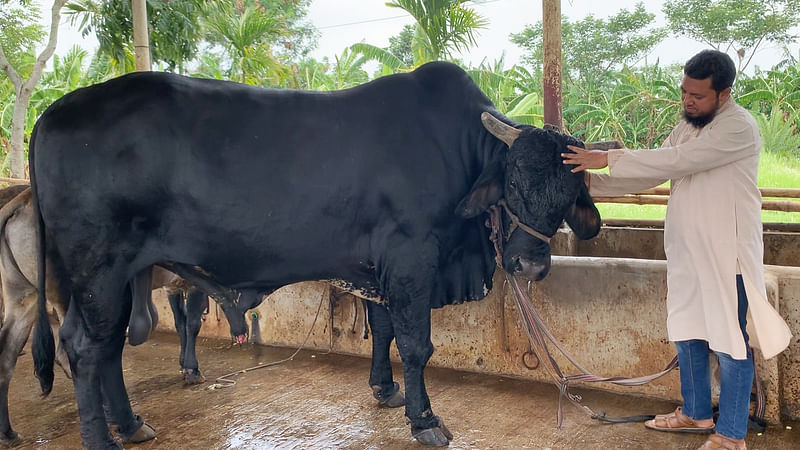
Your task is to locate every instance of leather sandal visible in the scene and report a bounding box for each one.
[698,433,747,449]
[644,407,715,433]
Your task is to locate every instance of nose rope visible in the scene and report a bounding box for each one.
[497,200,552,244]
[486,200,552,266]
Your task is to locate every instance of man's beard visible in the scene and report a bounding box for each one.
[683,96,720,128]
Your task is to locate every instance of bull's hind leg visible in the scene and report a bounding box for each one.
[180,289,208,384]
[58,301,120,449]
[99,339,155,444]
[365,301,404,408]
[0,292,37,445]
[60,274,152,449]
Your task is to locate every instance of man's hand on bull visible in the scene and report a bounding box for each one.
[561,145,609,172]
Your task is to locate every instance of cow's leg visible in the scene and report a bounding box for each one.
[166,289,188,370]
[0,292,37,445]
[52,303,72,379]
[384,261,452,446]
[181,289,208,384]
[365,301,404,408]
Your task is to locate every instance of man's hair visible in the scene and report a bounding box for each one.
[684,50,736,92]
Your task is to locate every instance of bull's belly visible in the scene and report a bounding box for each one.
[325,279,384,304]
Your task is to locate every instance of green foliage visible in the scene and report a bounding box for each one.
[387,24,415,68]
[467,59,543,125]
[64,0,316,75]
[510,2,666,83]
[663,0,800,72]
[66,0,205,72]
[322,47,370,90]
[0,49,34,139]
[199,1,289,85]
[349,42,406,73]
[284,57,330,90]
[736,59,800,117]
[0,0,45,69]
[563,63,683,148]
[350,0,487,73]
[257,0,317,60]
[751,105,800,157]
[384,0,487,63]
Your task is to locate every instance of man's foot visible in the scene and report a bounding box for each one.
[698,433,746,449]
[644,407,715,433]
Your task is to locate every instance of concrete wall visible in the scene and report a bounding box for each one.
[152,227,800,424]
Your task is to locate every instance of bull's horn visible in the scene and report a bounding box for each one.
[585,140,623,151]
[481,112,521,148]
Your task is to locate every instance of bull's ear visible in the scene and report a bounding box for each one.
[455,157,504,218]
[565,183,601,239]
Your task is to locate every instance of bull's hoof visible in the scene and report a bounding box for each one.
[182,368,206,385]
[0,429,21,446]
[90,435,123,450]
[412,417,453,447]
[372,382,405,408]
[412,426,452,447]
[121,422,156,444]
[380,389,405,408]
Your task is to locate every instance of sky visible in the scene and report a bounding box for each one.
[37,0,800,74]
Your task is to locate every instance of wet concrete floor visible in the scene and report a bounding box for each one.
[7,332,799,449]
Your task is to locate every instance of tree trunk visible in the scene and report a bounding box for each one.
[8,85,31,178]
[132,0,151,71]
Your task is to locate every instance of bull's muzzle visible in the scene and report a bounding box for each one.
[509,255,550,281]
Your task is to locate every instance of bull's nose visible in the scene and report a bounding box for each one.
[512,256,549,281]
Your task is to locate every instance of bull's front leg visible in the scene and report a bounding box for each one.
[365,301,405,408]
[383,255,452,447]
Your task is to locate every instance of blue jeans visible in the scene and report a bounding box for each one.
[674,275,754,440]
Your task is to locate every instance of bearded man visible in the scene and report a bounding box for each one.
[562,49,792,450]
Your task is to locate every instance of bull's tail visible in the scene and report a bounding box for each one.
[29,122,55,396]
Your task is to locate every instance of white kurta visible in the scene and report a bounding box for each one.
[589,98,792,360]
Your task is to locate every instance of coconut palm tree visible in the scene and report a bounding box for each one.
[351,0,487,72]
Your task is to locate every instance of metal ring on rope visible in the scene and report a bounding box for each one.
[522,349,540,370]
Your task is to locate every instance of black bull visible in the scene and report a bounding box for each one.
[30,61,601,448]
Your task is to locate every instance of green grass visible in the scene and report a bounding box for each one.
[595,150,800,223]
